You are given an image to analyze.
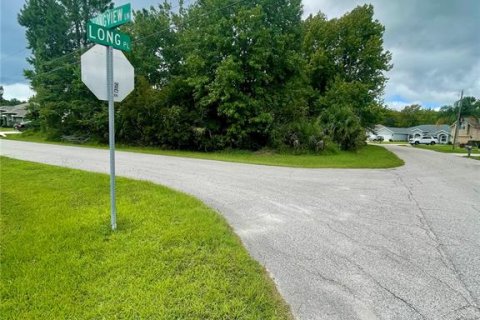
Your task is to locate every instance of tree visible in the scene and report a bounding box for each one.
[125,2,184,88]
[303,5,391,149]
[394,104,437,127]
[381,107,401,127]
[318,80,367,150]
[18,0,110,138]
[172,0,306,150]
[437,96,480,125]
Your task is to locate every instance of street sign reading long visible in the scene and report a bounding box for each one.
[87,22,131,51]
[90,3,131,29]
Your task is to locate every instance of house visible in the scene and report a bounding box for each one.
[372,124,451,144]
[372,125,409,141]
[450,117,480,145]
[0,103,29,127]
[409,125,451,144]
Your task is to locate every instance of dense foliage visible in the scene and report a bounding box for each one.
[381,97,480,128]
[19,0,392,151]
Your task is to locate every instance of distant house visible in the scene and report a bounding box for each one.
[0,103,29,127]
[409,125,451,144]
[372,124,451,144]
[450,117,480,144]
[373,126,409,141]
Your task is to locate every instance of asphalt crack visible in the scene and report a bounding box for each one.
[394,172,480,310]
[325,217,476,316]
[340,255,428,320]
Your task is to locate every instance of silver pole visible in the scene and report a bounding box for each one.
[107,45,117,230]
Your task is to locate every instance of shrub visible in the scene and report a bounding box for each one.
[272,119,331,153]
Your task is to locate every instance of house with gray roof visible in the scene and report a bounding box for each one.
[0,103,29,127]
[409,125,451,144]
[371,124,451,144]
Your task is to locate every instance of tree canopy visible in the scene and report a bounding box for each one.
[19,0,392,151]
[380,96,479,128]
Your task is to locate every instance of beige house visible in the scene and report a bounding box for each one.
[450,117,480,144]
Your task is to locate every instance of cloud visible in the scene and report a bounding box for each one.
[0,1,30,86]
[302,0,480,107]
[1,83,35,101]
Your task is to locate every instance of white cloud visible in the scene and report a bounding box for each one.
[301,0,480,107]
[1,83,35,102]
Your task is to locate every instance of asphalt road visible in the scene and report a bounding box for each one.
[1,140,480,320]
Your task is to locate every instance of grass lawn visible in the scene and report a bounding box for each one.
[413,144,478,154]
[0,157,292,319]
[0,127,15,131]
[4,132,404,168]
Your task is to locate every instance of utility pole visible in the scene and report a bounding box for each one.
[452,90,463,150]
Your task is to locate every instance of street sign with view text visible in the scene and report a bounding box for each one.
[87,22,131,51]
[90,3,131,29]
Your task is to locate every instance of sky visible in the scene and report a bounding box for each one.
[1,0,479,109]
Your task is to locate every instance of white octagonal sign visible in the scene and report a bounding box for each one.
[81,44,134,102]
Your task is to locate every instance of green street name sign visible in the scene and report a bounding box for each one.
[90,3,131,29]
[87,23,131,51]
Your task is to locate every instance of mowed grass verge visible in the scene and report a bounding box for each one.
[0,157,292,319]
[414,144,478,154]
[5,132,403,168]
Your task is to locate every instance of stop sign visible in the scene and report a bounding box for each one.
[81,44,134,102]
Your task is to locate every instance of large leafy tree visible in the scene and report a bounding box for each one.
[303,5,392,149]
[180,0,305,150]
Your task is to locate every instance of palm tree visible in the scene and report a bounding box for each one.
[436,96,480,125]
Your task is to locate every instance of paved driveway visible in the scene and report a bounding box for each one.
[1,140,479,320]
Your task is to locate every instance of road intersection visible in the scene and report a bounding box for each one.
[1,140,479,320]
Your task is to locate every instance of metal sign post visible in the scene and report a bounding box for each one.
[106,45,117,230]
[81,4,133,230]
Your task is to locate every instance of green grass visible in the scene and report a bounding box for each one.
[0,157,292,319]
[0,127,15,131]
[4,131,404,168]
[466,156,480,161]
[413,144,479,154]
